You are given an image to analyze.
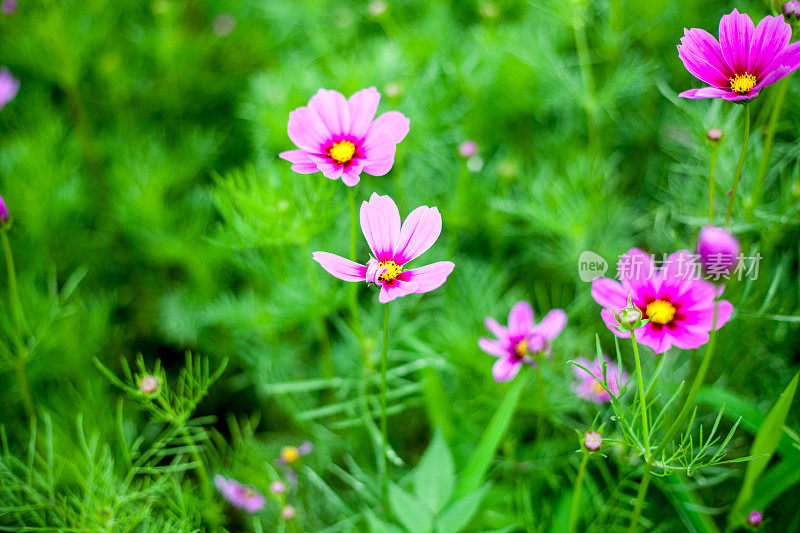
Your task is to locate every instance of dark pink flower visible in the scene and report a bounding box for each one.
[592,249,734,354]
[678,9,800,101]
[279,87,409,187]
[572,355,628,404]
[313,193,454,304]
[478,301,567,382]
[747,510,763,526]
[214,475,266,513]
[0,67,19,111]
[696,225,740,278]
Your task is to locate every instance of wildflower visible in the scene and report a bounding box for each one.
[138,374,159,394]
[269,480,286,495]
[458,140,478,158]
[572,355,628,404]
[214,475,266,513]
[591,249,733,354]
[706,128,723,142]
[275,441,313,467]
[478,301,567,382]
[1,0,17,15]
[212,14,236,36]
[281,505,296,520]
[678,9,800,101]
[747,510,762,526]
[0,67,20,111]
[696,226,740,278]
[313,194,454,303]
[783,1,800,19]
[279,88,410,187]
[584,431,603,451]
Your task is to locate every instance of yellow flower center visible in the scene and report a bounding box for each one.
[730,73,757,94]
[280,446,300,464]
[378,260,402,281]
[243,487,257,498]
[514,339,527,358]
[329,140,356,164]
[591,380,606,394]
[645,299,676,325]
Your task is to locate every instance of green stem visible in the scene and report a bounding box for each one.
[653,304,719,458]
[628,464,652,532]
[380,303,390,511]
[2,232,33,418]
[724,105,750,227]
[181,427,212,498]
[708,144,719,223]
[630,330,650,461]
[573,14,597,151]
[749,78,789,216]
[2,232,27,338]
[567,451,589,533]
[347,188,363,341]
[15,359,34,419]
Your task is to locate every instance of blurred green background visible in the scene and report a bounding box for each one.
[1,0,799,531]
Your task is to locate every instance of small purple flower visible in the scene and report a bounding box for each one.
[584,431,603,451]
[572,355,628,404]
[458,140,478,158]
[479,301,567,382]
[269,480,286,495]
[706,128,723,142]
[747,510,762,526]
[696,226,740,278]
[281,505,296,520]
[0,193,9,224]
[214,475,266,513]
[1,0,16,16]
[0,67,20,111]
[783,1,800,19]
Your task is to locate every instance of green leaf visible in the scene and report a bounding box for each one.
[455,371,530,497]
[413,429,455,514]
[390,484,434,533]
[659,475,720,533]
[728,371,799,527]
[436,484,490,533]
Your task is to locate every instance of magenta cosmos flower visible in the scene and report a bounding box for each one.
[478,301,567,382]
[214,475,266,513]
[313,193,454,304]
[592,249,734,354]
[279,87,410,187]
[678,9,800,101]
[0,67,19,111]
[572,355,628,404]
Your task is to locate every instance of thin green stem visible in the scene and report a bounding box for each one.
[630,330,650,460]
[181,427,211,497]
[724,105,750,227]
[749,78,789,216]
[708,144,719,223]
[573,14,597,152]
[15,359,34,420]
[2,232,33,419]
[567,451,589,533]
[628,464,652,532]
[2,232,26,339]
[380,303,390,511]
[347,188,363,340]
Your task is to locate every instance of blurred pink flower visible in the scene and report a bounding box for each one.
[0,193,9,223]
[279,87,409,187]
[0,67,20,111]
[313,193,454,304]
[214,476,265,513]
[592,248,734,354]
[584,431,602,451]
[678,9,800,101]
[696,226,740,278]
[783,1,800,19]
[478,301,567,382]
[1,0,16,15]
[281,505,296,520]
[747,510,763,526]
[572,355,628,404]
[458,140,478,158]
[269,480,286,495]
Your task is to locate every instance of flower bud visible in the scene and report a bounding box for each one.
[269,480,286,495]
[584,431,602,451]
[747,510,762,526]
[782,1,800,19]
[458,140,478,158]
[706,128,723,142]
[696,226,740,278]
[0,193,9,226]
[139,374,159,394]
[281,505,296,520]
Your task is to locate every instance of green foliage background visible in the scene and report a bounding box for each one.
[0,0,799,531]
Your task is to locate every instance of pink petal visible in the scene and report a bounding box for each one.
[508,301,535,337]
[361,130,398,176]
[591,278,629,309]
[638,324,673,354]
[617,248,657,292]
[479,337,508,358]
[718,9,755,74]
[485,317,509,341]
[308,88,350,138]
[367,110,410,145]
[679,87,735,99]
[279,150,319,174]
[492,356,522,383]
[721,90,758,101]
[393,205,442,264]
[378,279,418,303]
[748,15,792,76]
[660,250,700,282]
[348,87,381,139]
[341,161,365,187]
[712,299,734,330]
[360,193,401,262]
[680,28,733,78]
[287,106,330,154]
[307,154,345,180]
[533,309,567,340]
[312,251,367,282]
[398,261,454,293]
[669,325,710,350]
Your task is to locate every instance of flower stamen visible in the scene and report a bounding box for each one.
[378,260,402,281]
[514,339,527,358]
[730,73,757,94]
[645,299,676,325]
[329,140,356,164]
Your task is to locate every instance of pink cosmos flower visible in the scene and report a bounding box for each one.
[214,475,266,513]
[591,248,734,354]
[572,355,628,404]
[0,67,20,111]
[279,87,410,187]
[478,301,567,382]
[313,193,454,304]
[678,9,800,101]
